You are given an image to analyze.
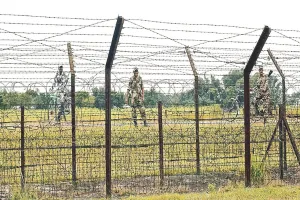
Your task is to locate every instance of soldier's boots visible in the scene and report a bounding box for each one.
[133,120,149,127]
[268,109,272,115]
[255,105,260,116]
[144,121,149,127]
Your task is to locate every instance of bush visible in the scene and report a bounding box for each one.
[251,163,265,186]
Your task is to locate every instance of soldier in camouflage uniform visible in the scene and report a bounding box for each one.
[51,65,69,122]
[254,66,271,115]
[126,68,148,127]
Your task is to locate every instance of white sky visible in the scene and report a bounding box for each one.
[3,0,299,29]
[1,0,300,94]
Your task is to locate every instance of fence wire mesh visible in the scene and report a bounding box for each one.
[0,14,300,199]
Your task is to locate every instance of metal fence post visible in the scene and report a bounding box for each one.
[67,42,77,185]
[158,101,164,186]
[20,105,25,191]
[278,106,284,179]
[105,16,124,198]
[244,26,271,187]
[185,46,200,174]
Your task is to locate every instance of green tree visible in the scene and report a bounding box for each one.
[92,87,105,109]
[288,92,300,105]
[198,76,211,105]
[25,89,38,98]
[33,93,52,109]
[179,89,194,106]
[0,90,5,108]
[209,75,224,103]
[221,70,245,109]
[76,91,90,107]
[144,87,159,107]
[112,91,124,108]
[222,69,243,89]
[0,95,3,108]
[3,92,19,108]
[19,92,33,108]
[178,75,224,106]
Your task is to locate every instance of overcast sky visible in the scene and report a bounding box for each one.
[2,0,299,30]
[1,0,300,94]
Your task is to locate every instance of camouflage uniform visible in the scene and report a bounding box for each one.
[52,66,69,122]
[254,71,271,115]
[127,74,147,126]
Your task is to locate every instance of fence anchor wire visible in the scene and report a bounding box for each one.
[262,106,300,174]
[267,49,287,171]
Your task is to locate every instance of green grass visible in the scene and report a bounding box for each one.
[9,184,300,199]
[0,104,237,123]
[125,184,300,200]
[1,105,300,198]
[1,121,299,180]
[1,121,299,185]
[0,104,297,123]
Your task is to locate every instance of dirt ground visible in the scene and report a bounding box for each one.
[1,172,242,199]
[2,168,300,199]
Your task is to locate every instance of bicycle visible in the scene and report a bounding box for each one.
[222,91,271,125]
[222,69,274,125]
[222,95,242,122]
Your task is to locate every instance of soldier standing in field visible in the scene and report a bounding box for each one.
[253,66,272,115]
[126,67,148,127]
[51,65,69,122]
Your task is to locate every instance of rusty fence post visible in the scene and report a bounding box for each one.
[283,77,287,171]
[67,42,77,185]
[244,26,271,187]
[105,16,124,198]
[278,106,284,179]
[20,105,25,191]
[185,46,200,174]
[158,101,164,186]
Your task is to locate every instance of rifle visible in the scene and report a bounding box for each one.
[268,70,273,77]
[125,89,132,106]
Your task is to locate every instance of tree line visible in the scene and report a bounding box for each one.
[0,69,298,109]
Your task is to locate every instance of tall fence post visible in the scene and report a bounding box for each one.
[267,49,287,170]
[158,101,164,186]
[283,75,287,170]
[67,42,77,185]
[278,106,284,179]
[185,46,200,175]
[244,26,271,187]
[20,105,25,191]
[105,16,124,198]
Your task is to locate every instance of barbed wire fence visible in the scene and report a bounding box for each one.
[0,14,300,199]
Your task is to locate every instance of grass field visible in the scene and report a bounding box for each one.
[124,184,300,200]
[1,105,300,198]
[9,183,300,199]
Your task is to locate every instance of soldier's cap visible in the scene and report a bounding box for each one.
[59,65,63,69]
[133,67,138,72]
